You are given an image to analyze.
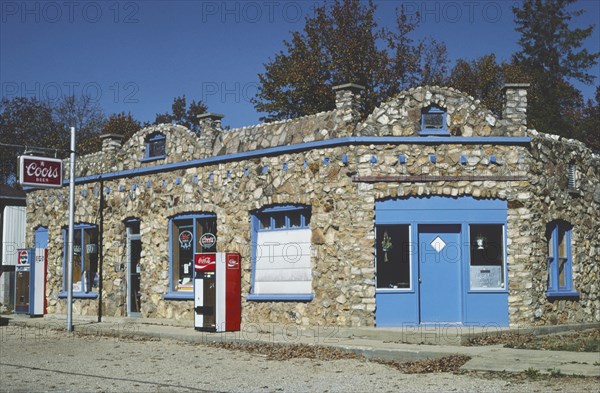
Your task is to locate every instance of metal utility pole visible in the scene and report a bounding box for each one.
[66,127,75,332]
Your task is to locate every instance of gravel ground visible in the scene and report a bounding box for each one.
[1,327,598,393]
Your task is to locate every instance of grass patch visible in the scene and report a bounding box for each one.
[525,367,540,378]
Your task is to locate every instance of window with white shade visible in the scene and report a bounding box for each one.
[247,205,313,301]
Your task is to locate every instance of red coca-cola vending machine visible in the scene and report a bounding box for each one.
[194,252,241,332]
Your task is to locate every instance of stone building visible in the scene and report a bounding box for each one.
[24,84,599,328]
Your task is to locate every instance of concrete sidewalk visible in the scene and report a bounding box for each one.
[2,315,599,377]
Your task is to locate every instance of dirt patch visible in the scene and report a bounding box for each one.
[207,341,363,361]
[382,355,472,374]
[465,328,600,352]
[206,341,471,373]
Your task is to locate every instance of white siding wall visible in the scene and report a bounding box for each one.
[2,206,27,266]
[255,229,312,294]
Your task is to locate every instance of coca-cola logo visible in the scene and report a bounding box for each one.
[19,156,63,188]
[227,257,239,269]
[197,257,213,265]
[200,233,217,249]
[194,253,216,271]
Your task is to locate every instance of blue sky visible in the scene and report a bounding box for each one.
[1,0,599,129]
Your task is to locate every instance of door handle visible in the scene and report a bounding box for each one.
[418,278,422,284]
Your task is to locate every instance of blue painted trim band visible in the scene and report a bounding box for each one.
[58,291,98,299]
[375,289,415,294]
[140,155,166,163]
[163,292,194,300]
[48,136,530,187]
[546,290,579,298]
[419,130,450,136]
[246,293,314,302]
[170,213,217,220]
[259,205,309,213]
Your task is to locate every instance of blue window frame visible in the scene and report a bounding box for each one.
[247,205,313,302]
[546,221,578,298]
[165,213,217,300]
[420,105,449,136]
[142,132,166,162]
[59,223,99,299]
[256,205,311,231]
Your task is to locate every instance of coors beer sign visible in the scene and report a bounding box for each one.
[19,156,63,188]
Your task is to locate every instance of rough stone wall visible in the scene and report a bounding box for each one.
[511,131,600,325]
[27,140,532,326]
[357,86,519,137]
[213,110,341,157]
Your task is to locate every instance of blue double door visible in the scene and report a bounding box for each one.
[374,196,509,327]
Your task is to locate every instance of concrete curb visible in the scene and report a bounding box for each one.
[3,315,598,377]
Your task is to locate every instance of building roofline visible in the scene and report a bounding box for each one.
[24,136,531,189]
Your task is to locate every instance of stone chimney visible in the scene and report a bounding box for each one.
[333,83,365,133]
[197,112,224,157]
[502,83,530,135]
[100,133,124,156]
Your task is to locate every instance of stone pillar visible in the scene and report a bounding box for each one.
[99,134,124,172]
[502,83,530,135]
[100,133,124,155]
[197,112,224,158]
[333,83,365,135]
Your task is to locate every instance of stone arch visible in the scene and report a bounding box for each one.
[114,124,204,169]
[357,86,505,137]
[164,202,227,220]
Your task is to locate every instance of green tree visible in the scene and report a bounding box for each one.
[574,86,600,152]
[253,0,448,121]
[154,95,208,133]
[512,0,599,137]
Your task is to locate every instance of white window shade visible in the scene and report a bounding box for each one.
[254,229,312,294]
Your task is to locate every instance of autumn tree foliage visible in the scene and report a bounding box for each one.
[253,0,448,121]
[0,96,111,184]
[0,97,64,185]
[54,95,106,155]
[75,112,144,154]
[447,54,528,117]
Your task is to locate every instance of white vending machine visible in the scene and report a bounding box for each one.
[15,248,46,316]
